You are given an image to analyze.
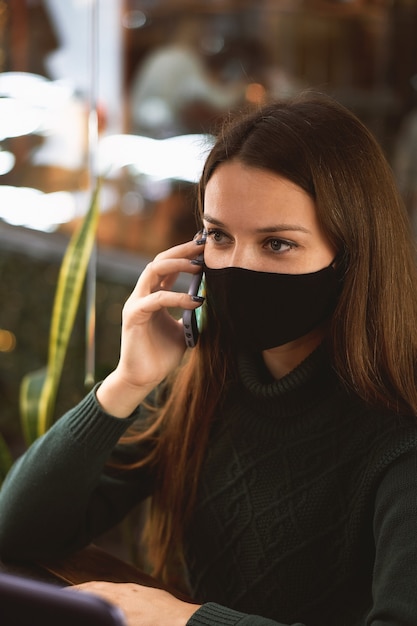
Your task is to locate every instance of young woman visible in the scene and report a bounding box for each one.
[1,93,417,626]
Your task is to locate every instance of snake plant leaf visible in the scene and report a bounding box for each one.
[19,183,101,445]
[0,432,13,484]
[19,366,49,444]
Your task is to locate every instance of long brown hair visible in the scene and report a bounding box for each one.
[119,92,417,582]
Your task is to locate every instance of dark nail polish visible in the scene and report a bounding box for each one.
[195,228,207,245]
[191,295,205,303]
[190,258,204,266]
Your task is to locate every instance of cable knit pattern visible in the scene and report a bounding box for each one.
[185,348,417,626]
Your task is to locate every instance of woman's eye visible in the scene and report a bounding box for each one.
[267,238,294,253]
[206,229,228,243]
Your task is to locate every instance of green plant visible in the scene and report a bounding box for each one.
[0,433,13,485]
[0,183,100,482]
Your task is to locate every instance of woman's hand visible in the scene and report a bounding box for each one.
[69,581,201,626]
[96,238,205,417]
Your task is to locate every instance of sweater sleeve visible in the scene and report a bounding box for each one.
[187,603,304,626]
[366,448,417,625]
[187,450,417,626]
[0,387,154,562]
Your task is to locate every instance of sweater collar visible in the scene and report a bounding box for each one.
[236,344,338,418]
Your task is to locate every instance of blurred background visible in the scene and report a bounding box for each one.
[1,0,417,459]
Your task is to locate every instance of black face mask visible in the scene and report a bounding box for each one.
[204,262,339,351]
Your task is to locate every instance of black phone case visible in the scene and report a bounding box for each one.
[183,269,203,348]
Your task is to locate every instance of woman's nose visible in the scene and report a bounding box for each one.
[227,245,256,269]
[205,241,256,269]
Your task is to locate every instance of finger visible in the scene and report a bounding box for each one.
[160,262,202,291]
[66,581,113,593]
[153,237,205,263]
[127,290,204,322]
[139,237,206,291]
[135,257,203,296]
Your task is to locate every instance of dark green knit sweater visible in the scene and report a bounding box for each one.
[1,347,417,626]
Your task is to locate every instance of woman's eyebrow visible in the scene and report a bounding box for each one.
[203,215,225,226]
[255,224,311,234]
[203,214,311,234]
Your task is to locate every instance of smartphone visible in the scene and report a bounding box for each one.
[183,265,205,348]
